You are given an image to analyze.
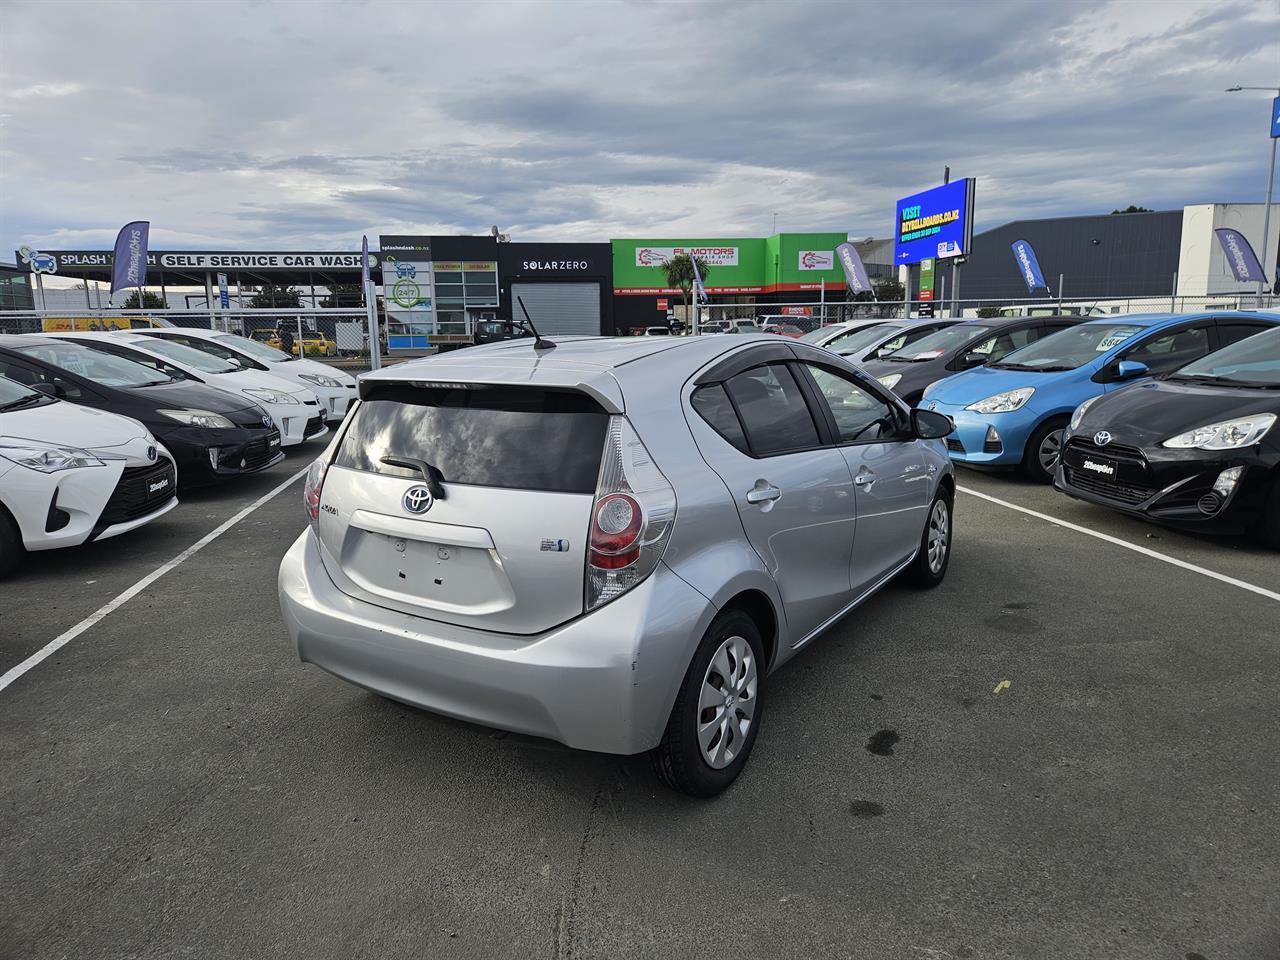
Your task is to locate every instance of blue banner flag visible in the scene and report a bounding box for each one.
[690,254,708,304]
[1215,228,1266,283]
[110,221,150,294]
[1010,238,1048,292]
[835,241,872,295]
[361,235,371,285]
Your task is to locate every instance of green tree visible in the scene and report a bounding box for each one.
[320,284,363,308]
[121,290,167,309]
[248,283,303,309]
[873,277,904,302]
[661,253,710,322]
[1110,205,1153,214]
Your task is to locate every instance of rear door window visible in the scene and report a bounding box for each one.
[690,383,748,452]
[724,363,820,456]
[1217,322,1273,350]
[333,385,608,493]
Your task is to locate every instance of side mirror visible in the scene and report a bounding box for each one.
[876,345,895,358]
[32,382,58,398]
[1115,359,1149,381]
[959,351,987,369]
[911,408,954,440]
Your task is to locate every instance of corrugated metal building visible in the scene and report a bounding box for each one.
[956,210,1185,303]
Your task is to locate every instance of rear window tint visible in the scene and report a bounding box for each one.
[335,385,608,493]
[690,383,748,452]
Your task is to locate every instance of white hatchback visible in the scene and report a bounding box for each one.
[53,332,328,447]
[0,375,177,577]
[135,328,357,423]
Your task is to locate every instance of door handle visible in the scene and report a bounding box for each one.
[854,470,876,487]
[746,484,781,504]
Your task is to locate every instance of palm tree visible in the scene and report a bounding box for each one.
[662,253,710,325]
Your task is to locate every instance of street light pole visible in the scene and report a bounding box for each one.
[1228,86,1280,301]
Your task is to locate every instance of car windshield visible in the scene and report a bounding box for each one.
[134,337,238,374]
[991,323,1144,371]
[214,333,293,362]
[0,375,47,410]
[885,324,994,361]
[16,342,172,387]
[798,325,846,344]
[831,323,902,356]
[1169,327,1280,386]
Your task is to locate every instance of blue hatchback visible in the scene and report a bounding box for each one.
[921,312,1280,481]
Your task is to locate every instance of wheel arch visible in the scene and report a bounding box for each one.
[719,588,779,672]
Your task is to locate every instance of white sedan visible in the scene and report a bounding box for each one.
[134,328,357,423]
[0,375,177,578]
[54,331,328,448]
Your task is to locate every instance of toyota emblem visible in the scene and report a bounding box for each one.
[1093,431,1113,447]
[262,414,273,429]
[146,445,157,462]
[402,485,433,514]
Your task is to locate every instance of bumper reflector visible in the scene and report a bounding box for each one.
[1212,466,1243,499]
[983,426,1002,454]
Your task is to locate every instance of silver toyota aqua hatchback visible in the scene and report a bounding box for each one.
[278,335,956,796]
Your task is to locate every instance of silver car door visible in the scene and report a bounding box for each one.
[798,362,929,595]
[687,362,856,642]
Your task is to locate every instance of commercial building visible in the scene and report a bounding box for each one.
[0,263,34,310]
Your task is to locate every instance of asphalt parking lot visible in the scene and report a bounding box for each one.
[2,441,1278,960]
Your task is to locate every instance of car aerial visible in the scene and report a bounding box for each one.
[52,331,328,447]
[830,318,962,365]
[1057,325,1280,547]
[921,311,1280,482]
[133,327,356,424]
[0,374,177,578]
[0,334,284,488]
[861,315,1084,407]
[796,318,898,350]
[279,334,957,797]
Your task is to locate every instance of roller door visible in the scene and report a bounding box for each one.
[510,282,600,336]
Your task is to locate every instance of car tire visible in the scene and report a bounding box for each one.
[905,486,953,588]
[1022,417,1070,483]
[652,609,765,798]
[0,505,23,580]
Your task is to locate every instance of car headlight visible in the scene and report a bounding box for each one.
[243,387,298,405]
[965,387,1035,414]
[877,374,902,390]
[159,409,236,429]
[297,373,341,388]
[1162,413,1276,450]
[1069,395,1100,431]
[0,437,105,473]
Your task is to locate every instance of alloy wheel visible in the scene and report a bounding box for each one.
[698,635,758,769]
[927,498,950,574]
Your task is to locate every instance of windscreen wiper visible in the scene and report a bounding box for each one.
[380,456,447,500]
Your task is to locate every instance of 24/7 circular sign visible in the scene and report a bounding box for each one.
[392,278,421,308]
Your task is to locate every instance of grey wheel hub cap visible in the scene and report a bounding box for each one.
[698,635,758,769]
[1038,430,1063,473]
[927,498,950,574]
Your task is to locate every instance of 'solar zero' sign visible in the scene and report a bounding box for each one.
[635,246,739,267]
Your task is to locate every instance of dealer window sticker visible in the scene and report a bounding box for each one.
[1095,327,1140,351]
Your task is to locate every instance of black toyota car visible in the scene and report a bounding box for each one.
[0,335,283,487]
[862,314,1083,407]
[1057,325,1280,547]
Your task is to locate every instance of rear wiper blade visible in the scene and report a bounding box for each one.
[380,456,447,500]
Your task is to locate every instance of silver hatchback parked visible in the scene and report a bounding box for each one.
[279,335,956,796]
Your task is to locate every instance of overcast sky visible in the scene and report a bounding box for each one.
[1,0,1278,255]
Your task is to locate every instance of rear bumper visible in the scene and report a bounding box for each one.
[278,529,717,755]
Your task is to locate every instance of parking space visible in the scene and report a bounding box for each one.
[2,451,1277,960]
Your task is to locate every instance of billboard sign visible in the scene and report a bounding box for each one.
[797,250,834,270]
[894,179,975,265]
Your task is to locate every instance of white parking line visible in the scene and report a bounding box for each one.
[0,466,309,695]
[958,485,1280,604]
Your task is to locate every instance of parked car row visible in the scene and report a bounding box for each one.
[846,311,1280,545]
[0,330,357,577]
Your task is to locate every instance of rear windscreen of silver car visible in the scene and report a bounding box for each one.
[333,384,609,493]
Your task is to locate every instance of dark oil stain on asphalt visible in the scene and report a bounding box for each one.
[870,693,883,701]
[1185,953,1208,960]
[849,800,884,818]
[866,729,899,756]
[960,697,977,709]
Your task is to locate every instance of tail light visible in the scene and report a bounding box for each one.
[586,417,677,611]
[303,456,327,525]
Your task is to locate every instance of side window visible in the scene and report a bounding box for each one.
[1217,323,1271,350]
[690,383,748,453]
[971,325,1041,362]
[724,363,820,456]
[804,364,899,443]
[1125,325,1210,375]
[0,358,82,399]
